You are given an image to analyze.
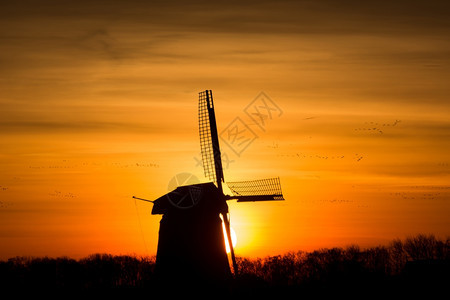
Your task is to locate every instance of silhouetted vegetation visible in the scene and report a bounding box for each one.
[1,234,448,295]
[234,234,449,296]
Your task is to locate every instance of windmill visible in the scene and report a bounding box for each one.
[134,90,284,287]
[197,90,284,273]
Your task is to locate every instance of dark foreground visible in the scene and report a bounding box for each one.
[1,235,448,296]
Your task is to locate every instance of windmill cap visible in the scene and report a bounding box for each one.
[152,182,226,215]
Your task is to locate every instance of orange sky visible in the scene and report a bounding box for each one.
[1,0,449,260]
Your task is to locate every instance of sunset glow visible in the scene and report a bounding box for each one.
[1,1,449,260]
[221,221,237,254]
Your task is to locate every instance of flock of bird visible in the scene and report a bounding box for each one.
[48,190,77,199]
[354,119,401,135]
[318,198,354,204]
[0,160,160,210]
[0,200,12,209]
[27,161,160,170]
[389,191,442,200]
[277,152,364,162]
[271,119,404,162]
[0,186,11,209]
[300,197,371,208]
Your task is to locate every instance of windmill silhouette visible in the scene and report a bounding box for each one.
[134,90,284,290]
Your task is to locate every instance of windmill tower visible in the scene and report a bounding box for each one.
[135,90,284,290]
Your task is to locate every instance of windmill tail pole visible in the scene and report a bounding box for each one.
[132,196,155,203]
[222,212,238,276]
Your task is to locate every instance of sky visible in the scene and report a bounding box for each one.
[1,0,449,260]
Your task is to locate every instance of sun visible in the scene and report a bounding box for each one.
[221,221,237,254]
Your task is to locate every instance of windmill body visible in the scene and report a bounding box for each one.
[142,90,284,290]
[152,182,231,289]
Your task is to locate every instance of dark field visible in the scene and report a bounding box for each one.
[1,234,448,296]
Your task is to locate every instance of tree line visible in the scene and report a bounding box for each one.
[0,234,448,295]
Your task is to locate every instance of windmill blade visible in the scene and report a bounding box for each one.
[232,195,284,202]
[221,212,238,275]
[199,90,224,190]
[226,177,285,202]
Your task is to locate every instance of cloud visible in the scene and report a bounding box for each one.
[2,1,449,68]
[0,120,169,134]
[1,0,449,132]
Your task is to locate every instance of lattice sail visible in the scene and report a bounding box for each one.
[226,177,284,202]
[198,90,224,186]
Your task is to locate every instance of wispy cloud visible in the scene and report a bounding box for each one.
[0,120,161,133]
